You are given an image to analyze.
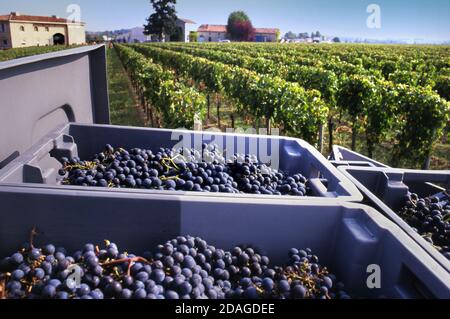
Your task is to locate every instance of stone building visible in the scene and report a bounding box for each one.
[0,12,86,49]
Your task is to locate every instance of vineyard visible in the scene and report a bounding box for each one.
[0,43,448,169]
[0,45,79,62]
[115,43,450,169]
[1,41,450,301]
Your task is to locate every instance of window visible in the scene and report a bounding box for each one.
[0,23,5,33]
[20,26,25,31]
[34,26,39,32]
[2,40,7,46]
[45,27,49,32]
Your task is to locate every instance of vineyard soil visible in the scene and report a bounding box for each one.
[107,48,146,127]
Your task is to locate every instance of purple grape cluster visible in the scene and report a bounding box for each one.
[58,144,310,197]
[0,235,350,299]
[399,192,450,260]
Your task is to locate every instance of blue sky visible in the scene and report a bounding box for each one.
[0,0,449,40]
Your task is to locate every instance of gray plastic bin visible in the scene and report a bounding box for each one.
[0,186,448,298]
[338,166,450,274]
[0,46,362,202]
[0,124,363,201]
[329,146,390,168]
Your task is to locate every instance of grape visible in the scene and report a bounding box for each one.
[105,281,122,297]
[291,285,307,299]
[42,285,56,298]
[0,236,350,300]
[77,284,91,296]
[10,253,24,265]
[262,277,274,292]
[133,288,147,299]
[243,287,258,299]
[151,269,166,284]
[89,289,104,299]
[398,192,450,260]
[183,256,196,269]
[48,279,61,287]
[120,288,132,299]
[56,291,69,299]
[59,144,310,197]
[165,290,180,299]
[28,249,41,260]
[278,280,290,293]
[11,269,25,281]
[32,268,45,280]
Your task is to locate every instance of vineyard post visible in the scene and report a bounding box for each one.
[328,118,334,152]
[207,93,211,119]
[422,128,436,170]
[266,117,272,136]
[351,125,357,151]
[217,95,221,128]
[147,101,155,127]
[140,89,146,113]
[318,124,324,153]
[423,155,431,170]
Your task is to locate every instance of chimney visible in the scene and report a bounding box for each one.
[11,12,20,16]
[52,15,59,19]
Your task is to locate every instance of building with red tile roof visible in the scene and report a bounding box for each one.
[197,24,279,42]
[0,12,85,49]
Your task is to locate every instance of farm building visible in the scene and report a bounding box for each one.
[175,18,197,42]
[0,12,85,49]
[197,25,279,42]
[115,27,151,43]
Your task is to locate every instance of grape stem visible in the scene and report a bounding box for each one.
[29,227,38,250]
[0,276,6,299]
[101,257,152,277]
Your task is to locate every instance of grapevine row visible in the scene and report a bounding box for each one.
[115,44,206,129]
[0,45,80,62]
[132,44,329,144]
[140,43,449,167]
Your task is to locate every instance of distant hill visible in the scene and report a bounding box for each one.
[339,36,450,44]
[86,28,133,38]
[87,27,150,43]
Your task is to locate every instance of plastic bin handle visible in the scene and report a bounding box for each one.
[402,170,450,187]
[307,152,353,197]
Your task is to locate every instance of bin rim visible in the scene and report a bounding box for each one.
[338,165,450,273]
[0,45,109,169]
[0,123,364,202]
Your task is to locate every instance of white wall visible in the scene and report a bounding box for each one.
[6,21,85,48]
[67,24,86,44]
[9,22,66,47]
[198,31,227,42]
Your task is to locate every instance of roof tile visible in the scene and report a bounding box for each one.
[0,13,84,24]
[198,25,279,34]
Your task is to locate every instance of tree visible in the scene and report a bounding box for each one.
[332,37,341,43]
[227,11,250,26]
[189,31,198,42]
[170,27,184,41]
[144,0,178,42]
[86,33,104,43]
[227,11,255,41]
[284,31,297,39]
[298,32,309,39]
